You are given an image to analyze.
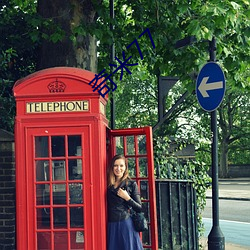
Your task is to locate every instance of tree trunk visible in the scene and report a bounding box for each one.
[37,0,99,72]
[219,139,229,178]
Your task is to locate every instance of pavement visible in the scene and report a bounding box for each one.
[201,178,250,250]
[206,178,250,200]
[206,178,250,201]
[200,238,250,250]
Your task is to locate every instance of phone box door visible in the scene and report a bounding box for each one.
[26,126,92,250]
[108,126,158,250]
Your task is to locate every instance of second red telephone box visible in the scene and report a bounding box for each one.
[13,67,158,250]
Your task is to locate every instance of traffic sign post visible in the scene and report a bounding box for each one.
[208,111,225,250]
[197,38,225,250]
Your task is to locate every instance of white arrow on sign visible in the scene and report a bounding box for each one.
[198,76,223,98]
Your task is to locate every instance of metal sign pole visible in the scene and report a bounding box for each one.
[208,37,225,250]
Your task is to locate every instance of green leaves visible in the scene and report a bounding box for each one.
[0,48,17,69]
[49,28,66,43]
[187,20,201,38]
[230,1,241,10]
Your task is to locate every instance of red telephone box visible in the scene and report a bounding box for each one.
[13,67,158,250]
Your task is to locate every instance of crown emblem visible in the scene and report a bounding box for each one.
[47,79,66,93]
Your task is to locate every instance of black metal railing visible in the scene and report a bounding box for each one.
[156,179,198,250]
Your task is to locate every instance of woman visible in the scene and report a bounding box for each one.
[107,154,144,250]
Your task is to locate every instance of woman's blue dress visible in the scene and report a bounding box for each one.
[108,216,144,250]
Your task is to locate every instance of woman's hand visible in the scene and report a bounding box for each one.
[117,188,131,201]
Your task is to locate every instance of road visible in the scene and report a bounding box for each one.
[202,180,250,249]
[202,199,250,223]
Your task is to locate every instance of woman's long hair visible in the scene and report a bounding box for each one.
[107,154,130,187]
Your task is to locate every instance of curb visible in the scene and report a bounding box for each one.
[218,178,250,182]
[206,196,250,201]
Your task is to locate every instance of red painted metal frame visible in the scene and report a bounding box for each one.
[14,67,158,250]
[14,67,109,250]
[109,126,158,250]
[26,127,91,250]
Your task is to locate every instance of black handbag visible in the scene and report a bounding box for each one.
[131,210,148,232]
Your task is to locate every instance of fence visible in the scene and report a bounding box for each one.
[156,179,198,250]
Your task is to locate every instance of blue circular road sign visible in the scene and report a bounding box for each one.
[196,62,226,112]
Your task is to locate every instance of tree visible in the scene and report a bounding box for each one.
[2,0,249,174]
[104,0,250,178]
[36,0,101,71]
[102,0,249,88]
[218,89,250,177]
[0,0,37,131]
